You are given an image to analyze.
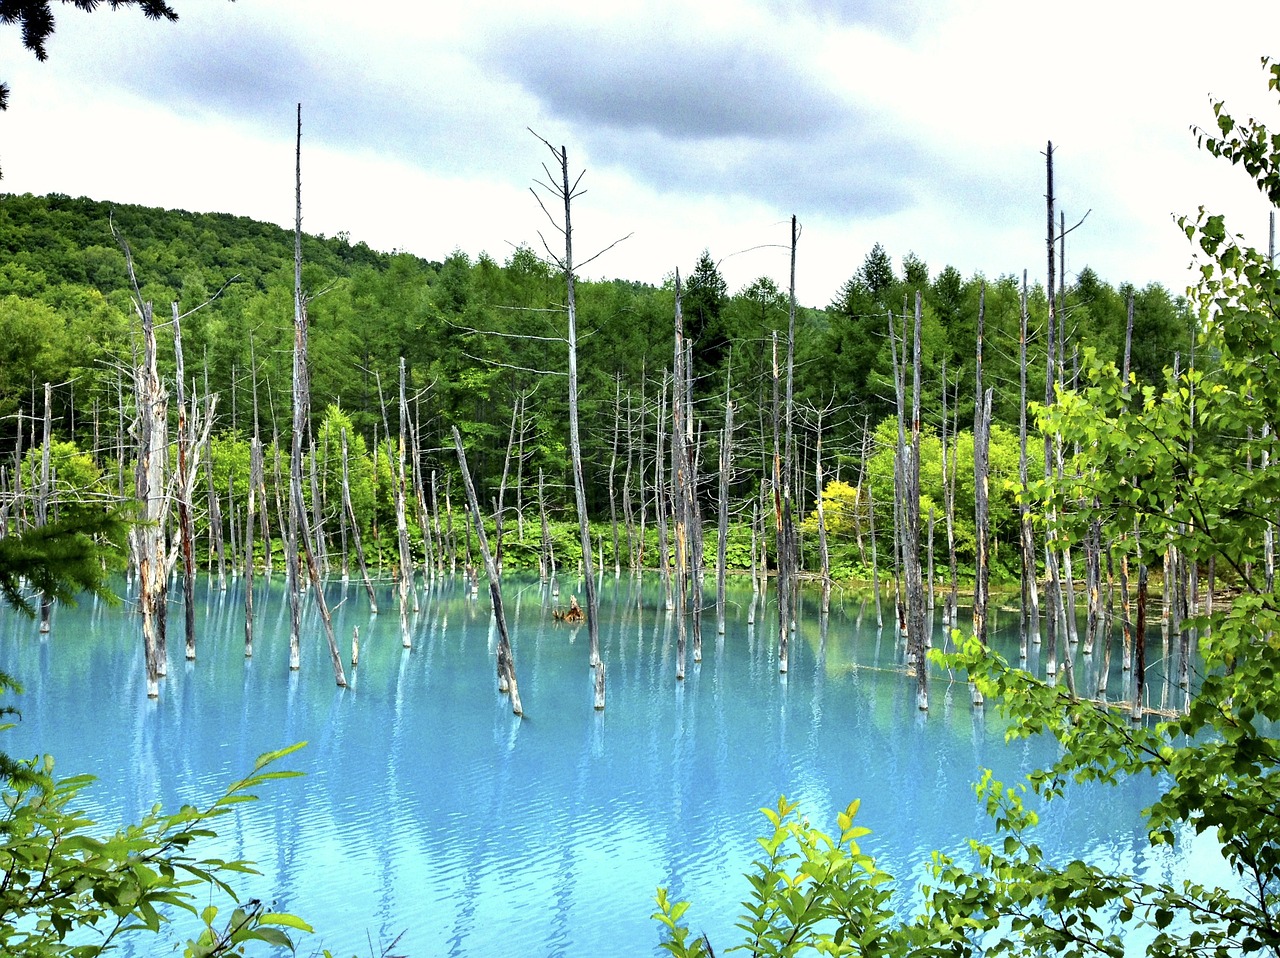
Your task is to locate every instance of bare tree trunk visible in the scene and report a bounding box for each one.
[905,294,927,709]
[655,375,672,609]
[717,378,734,634]
[36,383,52,633]
[133,296,168,697]
[672,274,691,679]
[170,307,219,658]
[287,104,346,687]
[608,375,622,577]
[973,284,991,648]
[536,137,605,706]
[771,331,790,674]
[861,424,883,629]
[453,426,523,715]
[244,435,261,656]
[814,406,831,615]
[495,389,521,572]
[396,357,415,646]
[1043,142,1063,681]
[205,431,227,591]
[622,386,638,573]
[1131,561,1148,721]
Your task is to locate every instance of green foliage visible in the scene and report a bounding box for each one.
[0,508,127,616]
[655,797,894,958]
[0,724,317,958]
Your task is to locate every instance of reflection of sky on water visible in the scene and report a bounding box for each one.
[0,574,1215,956]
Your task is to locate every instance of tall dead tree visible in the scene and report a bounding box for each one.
[171,302,218,662]
[395,357,414,646]
[531,133,621,709]
[813,405,831,615]
[119,230,169,698]
[717,383,734,634]
[36,383,52,633]
[1018,272,1040,655]
[905,294,927,709]
[1043,141,1075,696]
[772,216,801,674]
[973,283,991,648]
[286,104,346,687]
[671,274,691,679]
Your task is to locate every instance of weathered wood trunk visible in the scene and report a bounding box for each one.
[244,435,261,656]
[859,424,882,629]
[717,382,734,634]
[1043,142,1063,681]
[172,306,218,661]
[905,294,927,710]
[814,407,831,615]
[771,331,790,674]
[537,468,554,585]
[539,138,605,706]
[973,285,991,649]
[453,426,523,716]
[133,297,169,698]
[36,383,52,633]
[1131,562,1148,721]
[608,376,622,577]
[396,357,414,646]
[671,273,691,680]
[287,104,346,687]
[204,432,227,591]
[654,375,672,609]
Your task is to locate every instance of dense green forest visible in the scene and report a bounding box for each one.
[0,190,1193,578]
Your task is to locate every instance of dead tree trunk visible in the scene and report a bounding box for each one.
[655,375,672,608]
[608,375,622,577]
[36,383,52,633]
[286,104,346,687]
[532,135,605,707]
[116,225,170,697]
[861,423,883,629]
[244,435,261,656]
[672,272,691,679]
[973,284,991,648]
[1043,141,1063,681]
[1018,271,1039,654]
[771,331,790,674]
[717,377,734,634]
[396,356,415,646]
[172,303,218,662]
[814,406,831,615]
[453,426,522,716]
[131,288,169,697]
[905,293,927,710]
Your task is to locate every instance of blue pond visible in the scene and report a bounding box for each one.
[0,574,1209,956]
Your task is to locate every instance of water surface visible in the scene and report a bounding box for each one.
[0,574,1194,956]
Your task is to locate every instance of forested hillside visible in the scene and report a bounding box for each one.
[0,190,1193,577]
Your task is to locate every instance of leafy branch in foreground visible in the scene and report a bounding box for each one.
[0,731,319,958]
[0,507,128,616]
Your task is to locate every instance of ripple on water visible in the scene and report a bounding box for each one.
[0,576,1186,957]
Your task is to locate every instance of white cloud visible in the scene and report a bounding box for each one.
[3,0,1280,304]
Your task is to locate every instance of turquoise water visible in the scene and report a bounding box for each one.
[0,574,1194,956]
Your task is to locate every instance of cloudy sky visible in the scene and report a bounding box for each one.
[2,1,1279,305]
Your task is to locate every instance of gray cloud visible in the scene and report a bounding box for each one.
[479,18,851,141]
[775,0,930,39]
[70,14,534,180]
